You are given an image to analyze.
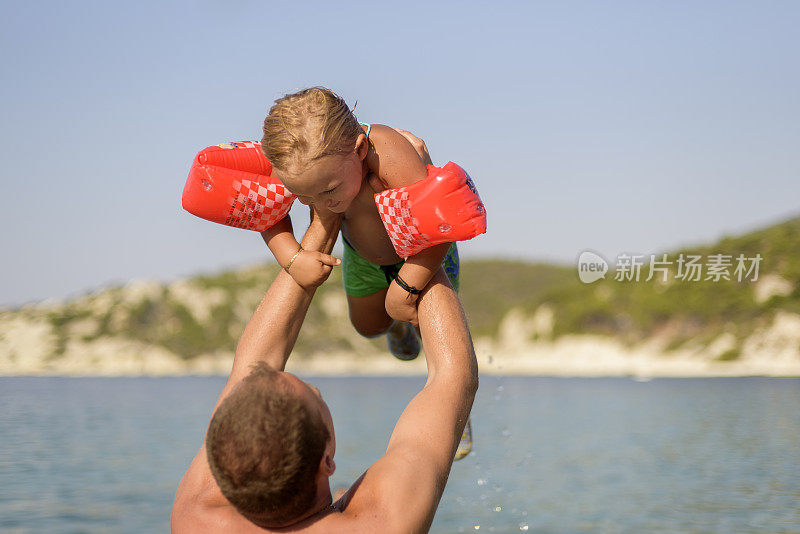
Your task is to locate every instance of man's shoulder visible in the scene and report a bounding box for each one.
[172,463,386,534]
[171,449,247,532]
[337,453,440,533]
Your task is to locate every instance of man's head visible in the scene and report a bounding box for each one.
[205,363,336,528]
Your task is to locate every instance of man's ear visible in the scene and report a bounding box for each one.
[355,133,369,161]
[319,452,336,477]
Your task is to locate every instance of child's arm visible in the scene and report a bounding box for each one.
[260,211,342,289]
[366,126,453,324]
[261,215,301,267]
[386,244,451,325]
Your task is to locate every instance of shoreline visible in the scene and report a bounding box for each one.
[3,321,800,378]
[2,350,799,378]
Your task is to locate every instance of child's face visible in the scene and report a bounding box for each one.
[275,137,368,213]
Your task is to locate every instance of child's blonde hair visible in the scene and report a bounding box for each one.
[261,87,362,173]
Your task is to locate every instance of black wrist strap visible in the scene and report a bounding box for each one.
[394,274,422,298]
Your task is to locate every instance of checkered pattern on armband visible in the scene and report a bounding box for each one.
[375,189,431,259]
[227,179,295,231]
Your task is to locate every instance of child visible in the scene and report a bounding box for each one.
[260,87,461,361]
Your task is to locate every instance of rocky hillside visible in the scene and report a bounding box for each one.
[2,216,800,376]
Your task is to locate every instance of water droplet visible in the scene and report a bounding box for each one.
[496,385,504,392]
[201,179,212,191]
[519,523,529,531]
[439,223,452,233]
[494,484,503,492]
[493,505,502,512]
[477,478,488,486]
[473,525,481,530]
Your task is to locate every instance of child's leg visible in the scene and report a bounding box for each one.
[342,240,396,337]
[347,289,419,360]
[346,289,392,338]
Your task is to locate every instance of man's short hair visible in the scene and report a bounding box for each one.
[205,362,330,526]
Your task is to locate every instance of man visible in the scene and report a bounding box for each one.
[171,203,478,532]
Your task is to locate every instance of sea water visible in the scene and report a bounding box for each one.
[1,376,798,533]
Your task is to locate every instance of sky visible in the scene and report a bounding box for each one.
[1,1,798,306]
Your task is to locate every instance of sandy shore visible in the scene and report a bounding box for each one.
[2,341,799,378]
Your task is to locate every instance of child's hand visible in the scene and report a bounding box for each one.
[287,249,341,289]
[385,281,419,326]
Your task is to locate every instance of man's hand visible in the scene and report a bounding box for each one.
[394,128,432,166]
[385,280,419,325]
[287,249,341,289]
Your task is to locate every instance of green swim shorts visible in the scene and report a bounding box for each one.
[342,239,460,297]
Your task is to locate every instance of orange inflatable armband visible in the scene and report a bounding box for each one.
[374,162,486,259]
[182,141,296,232]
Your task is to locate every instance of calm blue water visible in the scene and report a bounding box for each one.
[1,376,798,533]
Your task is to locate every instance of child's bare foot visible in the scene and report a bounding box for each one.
[386,320,421,361]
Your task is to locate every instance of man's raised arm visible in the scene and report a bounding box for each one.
[344,270,479,532]
[219,207,341,398]
[172,207,340,534]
